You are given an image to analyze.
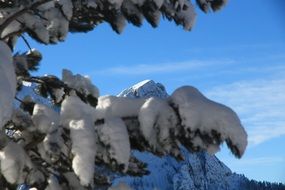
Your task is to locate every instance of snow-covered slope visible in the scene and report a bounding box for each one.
[112,148,247,190]
[115,80,282,190]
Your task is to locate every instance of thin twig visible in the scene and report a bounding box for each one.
[15,96,25,104]
[20,34,32,51]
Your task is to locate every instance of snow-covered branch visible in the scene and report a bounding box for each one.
[0,60,247,189]
[0,0,227,45]
[0,41,16,130]
[93,86,247,159]
[0,0,54,39]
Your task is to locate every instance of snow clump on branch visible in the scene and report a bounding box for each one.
[0,41,16,130]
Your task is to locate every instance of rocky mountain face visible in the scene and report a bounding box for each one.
[115,80,285,190]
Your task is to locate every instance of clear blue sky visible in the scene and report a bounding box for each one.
[16,0,285,184]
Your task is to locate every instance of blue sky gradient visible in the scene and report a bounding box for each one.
[16,0,285,183]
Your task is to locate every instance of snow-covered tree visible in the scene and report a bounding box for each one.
[0,0,247,189]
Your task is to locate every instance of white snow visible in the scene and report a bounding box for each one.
[196,0,228,12]
[112,14,126,34]
[0,41,16,129]
[2,2,72,44]
[0,21,21,39]
[176,1,196,30]
[58,0,73,20]
[69,119,96,187]
[53,88,65,104]
[32,103,60,134]
[20,13,50,44]
[44,8,69,42]
[95,96,145,119]
[108,0,124,9]
[38,1,55,10]
[43,124,64,162]
[139,97,178,152]
[152,0,164,9]
[118,80,168,99]
[0,141,32,184]
[131,80,152,89]
[60,95,96,126]
[62,69,99,98]
[12,108,33,128]
[86,1,96,8]
[96,118,131,171]
[171,86,247,156]
[61,95,96,186]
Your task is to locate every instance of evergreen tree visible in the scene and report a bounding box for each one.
[0,0,252,189]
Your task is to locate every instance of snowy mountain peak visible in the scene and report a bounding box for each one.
[118,80,168,99]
